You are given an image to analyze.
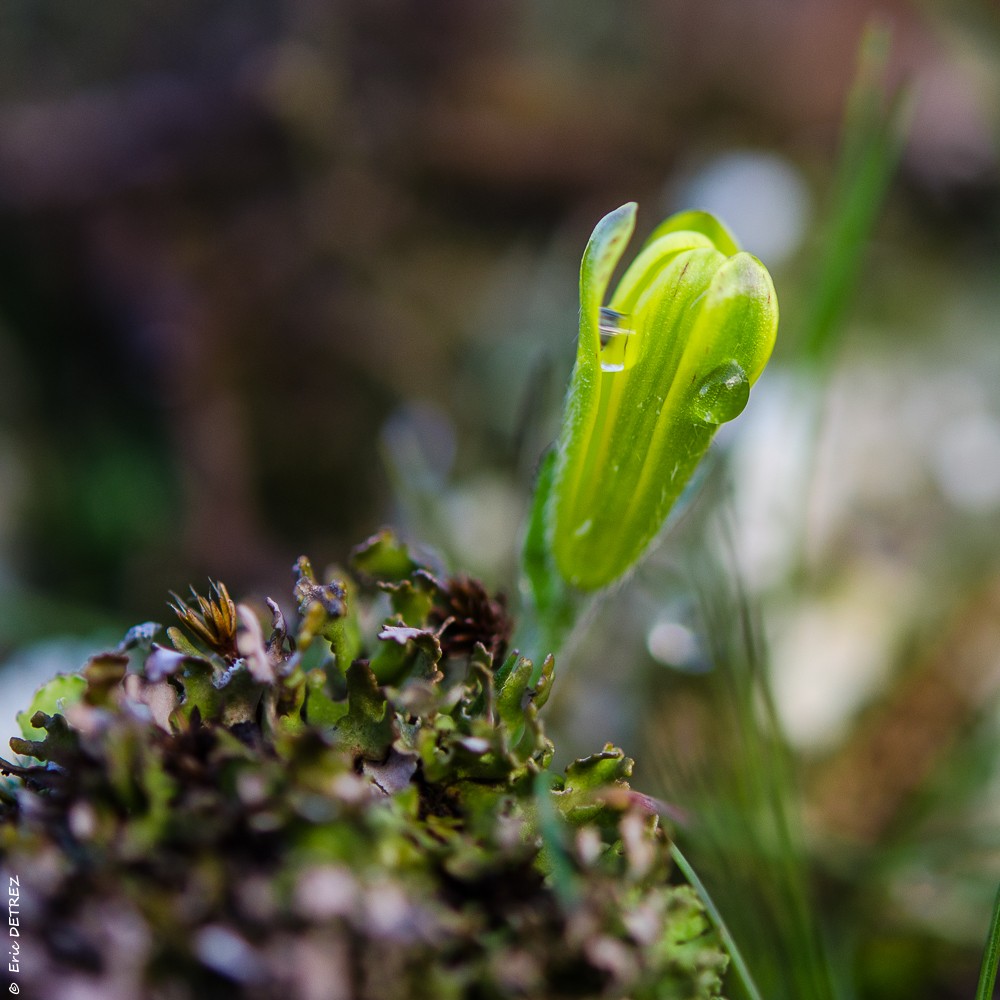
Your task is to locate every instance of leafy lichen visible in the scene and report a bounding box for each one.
[0,529,728,999]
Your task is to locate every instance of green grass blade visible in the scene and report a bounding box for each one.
[975,883,1000,1000]
[671,842,764,1000]
[533,771,580,906]
[799,20,911,369]
[643,518,844,1000]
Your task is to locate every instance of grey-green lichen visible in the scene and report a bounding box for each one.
[0,529,727,1000]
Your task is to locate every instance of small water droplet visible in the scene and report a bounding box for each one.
[598,307,628,345]
[574,518,593,538]
[598,307,636,373]
[690,361,750,425]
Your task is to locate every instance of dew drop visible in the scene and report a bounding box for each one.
[573,518,593,538]
[690,361,750,425]
[598,307,636,373]
[598,307,628,346]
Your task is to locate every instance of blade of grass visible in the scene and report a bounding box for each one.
[799,19,912,370]
[671,841,764,1000]
[698,571,841,1000]
[975,883,1000,1000]
[642,513,846,1000]
[789,20,911,584]
[533,771,580,906]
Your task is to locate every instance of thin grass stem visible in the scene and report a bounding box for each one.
[975,882,1000,1000]
[671,842,764,1000]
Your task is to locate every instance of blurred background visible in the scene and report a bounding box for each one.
[3,1,1000,997]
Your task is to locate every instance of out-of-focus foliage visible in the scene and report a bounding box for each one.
[0,533,727,999]
[0,0,986,630]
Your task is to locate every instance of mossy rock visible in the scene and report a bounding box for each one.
[0,530,728,1000]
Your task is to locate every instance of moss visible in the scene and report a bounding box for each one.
[1,529,727,999]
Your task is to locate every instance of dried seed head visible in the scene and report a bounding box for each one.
[169,580,240,662]
[428,575,512,662]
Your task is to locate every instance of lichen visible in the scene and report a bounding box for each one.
[0,529,728,1000]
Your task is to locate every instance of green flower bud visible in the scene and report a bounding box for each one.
[549,203,778,590]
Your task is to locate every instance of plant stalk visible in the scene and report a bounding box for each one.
[975,882,1000,1000]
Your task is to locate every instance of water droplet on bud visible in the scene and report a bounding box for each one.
[598,307,629,346]
[598,307,636,373]
[690,361,750,425]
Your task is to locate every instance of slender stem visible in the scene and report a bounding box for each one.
[671,842,763,1000]
[975,883,1000,1000]
[533,772,579,906]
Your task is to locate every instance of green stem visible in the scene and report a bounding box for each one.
[671,842,763,1000]
[975,883,1000,1000]
[533,772,580,906]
